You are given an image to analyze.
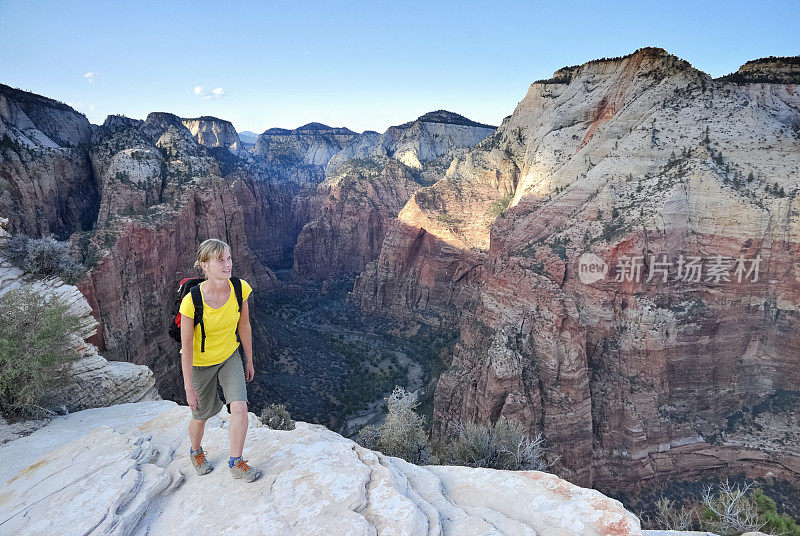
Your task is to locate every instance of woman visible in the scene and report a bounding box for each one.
[180,238,262,483]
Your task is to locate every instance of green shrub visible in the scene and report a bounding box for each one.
[358,386,431,465]
[3,235,85,284]
[438,417,550,471]
[259,403,295,430]
[0,288,83,417]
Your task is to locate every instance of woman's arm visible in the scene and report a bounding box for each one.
[180,314,198,407]
[238,300,255,382]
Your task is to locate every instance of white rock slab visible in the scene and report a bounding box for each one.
[0,400,175,484]
[0,402,645,536]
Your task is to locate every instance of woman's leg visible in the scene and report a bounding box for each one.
[229,401,248,458]
[189,418,206,451]
[188,360,224,452]
[217,349,249,458]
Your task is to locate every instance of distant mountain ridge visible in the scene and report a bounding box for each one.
[395,109,496,129]
[262,122,358,135]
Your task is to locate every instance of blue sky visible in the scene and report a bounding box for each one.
[1,0,798,134]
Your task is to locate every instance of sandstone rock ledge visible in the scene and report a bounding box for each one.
[0,401,650,536]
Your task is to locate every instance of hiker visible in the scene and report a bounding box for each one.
[179,238,262,482]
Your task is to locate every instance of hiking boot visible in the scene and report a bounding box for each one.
[229,458,262,482]
[190,449,213,475]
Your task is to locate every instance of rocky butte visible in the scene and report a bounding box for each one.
[350,47,800,490]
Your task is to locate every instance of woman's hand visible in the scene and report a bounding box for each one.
[186,388,201,411]
[245,359,255,382]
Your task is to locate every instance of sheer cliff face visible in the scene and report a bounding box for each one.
[352,48,800,488]
[0,84,99,238]
[181,116,242,155]
[292,157,423,281]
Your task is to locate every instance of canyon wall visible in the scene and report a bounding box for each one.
[0,98,279,400]
[0,84,99,238]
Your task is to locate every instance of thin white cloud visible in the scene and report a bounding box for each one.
[83,72,99,83]
[193,85,227,101]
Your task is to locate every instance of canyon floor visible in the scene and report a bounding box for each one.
[247,270,455,437]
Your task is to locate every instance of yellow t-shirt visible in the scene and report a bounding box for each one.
[179,278,252,366]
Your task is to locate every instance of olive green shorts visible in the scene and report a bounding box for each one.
[190,348,248,420]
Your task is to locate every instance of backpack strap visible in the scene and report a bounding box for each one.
[230,277,243,343]
[230,277,243,312]
[190,285,205,352]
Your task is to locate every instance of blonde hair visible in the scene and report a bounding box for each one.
[194,239,230,274]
